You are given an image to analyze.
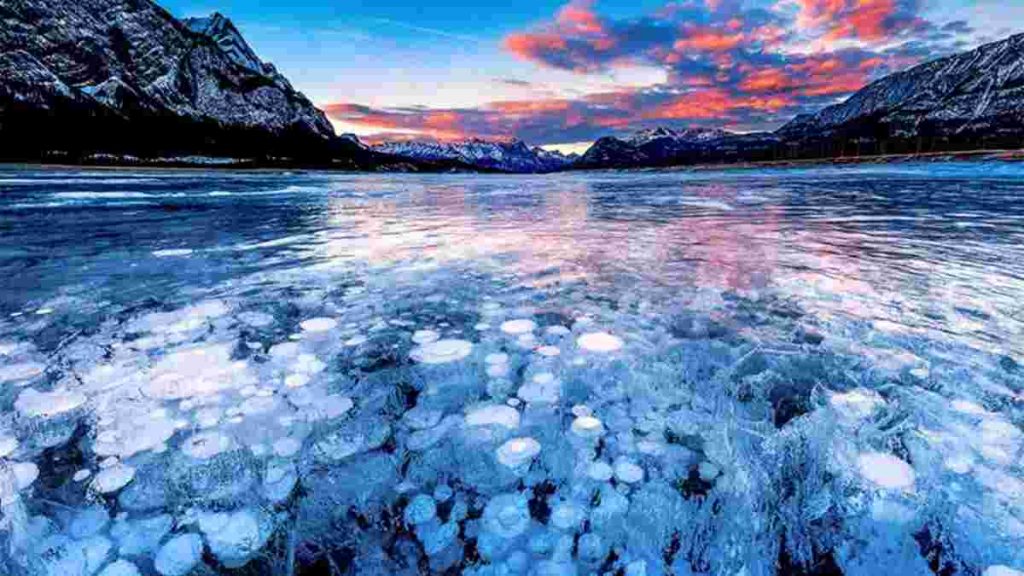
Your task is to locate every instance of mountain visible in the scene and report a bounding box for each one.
[578,33,1024,169]
[373,139,576,173]
[778,33,1024,155]
[577,127,780,169]
[0,0,362,163]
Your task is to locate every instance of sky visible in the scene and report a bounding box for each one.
[162,0,1024,152]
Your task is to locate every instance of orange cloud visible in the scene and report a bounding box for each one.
[674,28,746,52]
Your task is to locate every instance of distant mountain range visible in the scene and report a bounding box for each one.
[372,139,577,173]
[2,0,1023,170]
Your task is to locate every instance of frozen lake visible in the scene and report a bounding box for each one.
[0,164,1022,576]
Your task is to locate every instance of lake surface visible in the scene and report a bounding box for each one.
[0,164,1022,576]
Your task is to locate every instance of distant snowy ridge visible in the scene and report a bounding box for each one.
[373,139,576,173]
[779,33,1024,141]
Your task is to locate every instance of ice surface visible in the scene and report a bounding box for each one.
[3,168,1024,576]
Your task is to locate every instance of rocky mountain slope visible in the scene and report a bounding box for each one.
[779,33,1024,147]
[580,33,1024,169]
[0,0,348,162]
[373,139,576,173]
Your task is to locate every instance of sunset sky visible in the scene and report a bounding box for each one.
[164,0,1023,152]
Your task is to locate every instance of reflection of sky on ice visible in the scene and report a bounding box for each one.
[0,164,1022,575]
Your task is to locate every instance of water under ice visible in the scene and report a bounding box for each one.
[0,164,1023,575]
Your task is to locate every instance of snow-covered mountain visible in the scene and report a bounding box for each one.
[578,127,779,168]
[779,33,1024,146]
[0,0,339,160]
[373,139,576,173]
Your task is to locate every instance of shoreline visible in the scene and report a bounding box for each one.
[2,148,1023,175]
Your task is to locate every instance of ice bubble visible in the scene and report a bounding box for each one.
[571,404,592,417]
[626,560,648,576]
[344,335,368,346]
[536,346,561,357]
[485,353,510,365]
[518,375,560,404]
[516,334,536,347]
[305,395,354,421]
[434,484,454,502]
[284,374,310,388]
[145,344,255,400]
[70,507,110,539]
[614,459,644,484]
[578,532,607,562]
[570,416,604,439]
[465,405,521,429]
[483,493,531,538]
[0,361,45,384]
[152,248,194,258]
[857,452,916,490]
[92,464,136,494]
[14,387,86,418]
[403,405,444,430]
[300,317,338,333]
[98,560,142,576]
[73,469,92,482]
[181,431,234,460]
[294,354,326,374]
[272,437,303,458]
[0,435,17,457]
[698,462,722,481]
[238,311,274,328]
[199,508,271,568]
[405,494,438,526]
[546,326,571,337]
[506,398,521,407]
[984,567,1024,576]
[413,330,441,344]
[35,307,54,315]
[407,416,460,452]
[486,363,510,378]
[263,462,298,504]
[500,319,537,335]
[830,389,885,422]
[587,461,614,482]
[577,332,624,353]
[474,323,491,331]
[12,461,39,490]
[410,339,474,364]
[496,437,541,469]
[154,534,203,576]
[550,502,584,531]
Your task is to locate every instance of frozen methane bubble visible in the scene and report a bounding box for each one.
[570,416,604,439]
[485,353,509,365]
[300,317,338,333]
[0,362,45,384]
[984,567,1024,576]
[198,508,271,568]
[14,387,86,418]
[465,404,521,429]
[91,464,136,494]
[614,459,644,484]
[98,560,142,576]
[0,435,17,457]
[857,452,916,490]
[410,339,474,364]
[577,332,624,353]
[483,493,531,538]
[496,437,541,469]
[830,389,885,422]
[517,373,560,404]
[154,534,203,576]
[587,461,614,482]
[404,494,438,526]
[413,330,440,344]
[536,346,561,357]
[500,319,537,335]
[181,431,234,460]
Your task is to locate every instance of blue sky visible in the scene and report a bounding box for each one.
[163,0,1024,150]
